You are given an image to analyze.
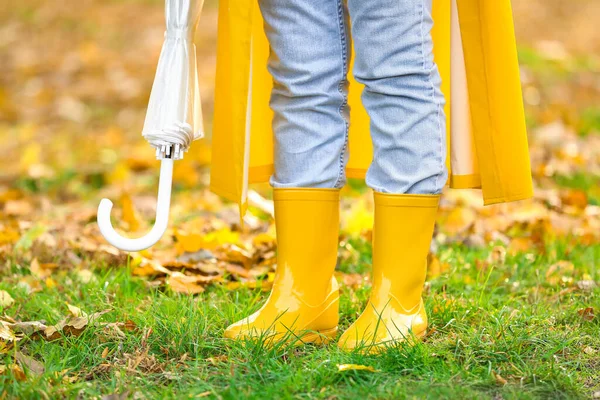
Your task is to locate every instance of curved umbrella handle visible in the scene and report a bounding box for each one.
[97,158,174,252]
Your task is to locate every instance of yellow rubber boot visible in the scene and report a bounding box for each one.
[224,188,340,344]
[338,193,440,352]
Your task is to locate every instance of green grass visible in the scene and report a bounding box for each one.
[1,240,599,399]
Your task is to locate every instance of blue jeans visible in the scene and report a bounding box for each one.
[259,0,447,194]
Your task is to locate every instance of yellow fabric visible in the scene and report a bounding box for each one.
[210,0,534,211]
[224,188,340,344]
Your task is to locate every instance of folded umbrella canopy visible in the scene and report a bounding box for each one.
[97,0,205,252]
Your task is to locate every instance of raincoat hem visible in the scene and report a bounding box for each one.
[482,190,534,206]
[449,173,481,189]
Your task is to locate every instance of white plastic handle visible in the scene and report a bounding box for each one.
[97,159,174,252]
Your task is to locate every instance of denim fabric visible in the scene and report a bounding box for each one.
[258,0,447,194]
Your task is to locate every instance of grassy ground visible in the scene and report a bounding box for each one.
[2,239,599,399]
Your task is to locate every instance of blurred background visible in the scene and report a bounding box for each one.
[0,0,599,262]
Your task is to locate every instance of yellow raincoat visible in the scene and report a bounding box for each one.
[210,0,534,214]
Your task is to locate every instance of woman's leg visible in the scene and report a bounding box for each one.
[349,0,447,194]
[224,0,349,343]
[260,0,351,188]
[339,0,446,351]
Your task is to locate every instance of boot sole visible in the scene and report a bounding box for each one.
[293,326,338,346]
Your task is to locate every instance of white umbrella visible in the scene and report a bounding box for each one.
[97,0,205,252]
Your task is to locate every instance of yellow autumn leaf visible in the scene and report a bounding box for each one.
[120,193,140,231]
[337,364,378,373]
[0,291,14,308]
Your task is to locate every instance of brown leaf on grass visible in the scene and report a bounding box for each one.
[10,363,26,381]
[15,352,44,376]
[0,290,14,308]
[222,262,253,279]
[206,355,228,365]
[190,261,223,276]
[4,320,47,338]
[66,303,87,318]
[0,323,18,343]
[167,273,205,294]
[131,259,172,277]
[121,320,138,332]
[494,371,508,385]
[218,244,254,270]
[44,309,110,340]
[578,307,596,321]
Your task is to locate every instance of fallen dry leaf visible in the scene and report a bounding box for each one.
[11,363,26,381]
[0,323,18,343]
[337,364,378,373]
[45,309,110,340]
[0,291,14,308]
[66,303,87,318]
[4,320,47,338]
[167,273,206,294]
[15,352,45,376]
[218,244,254,270]
[578,307,596,321]
[206,355,228,365]
[120,192,140,231]
[494,371,508,385]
